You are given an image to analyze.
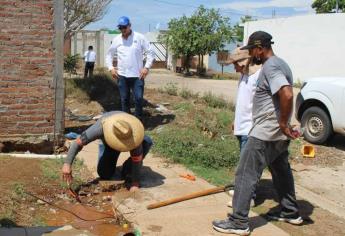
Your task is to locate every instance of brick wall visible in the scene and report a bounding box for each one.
[0,0,63,152]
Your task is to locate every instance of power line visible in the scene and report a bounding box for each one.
[151,0,269,19]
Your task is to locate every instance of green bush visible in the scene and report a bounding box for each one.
[64,54,80,76]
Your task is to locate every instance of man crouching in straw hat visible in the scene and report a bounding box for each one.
[62,111,153,192]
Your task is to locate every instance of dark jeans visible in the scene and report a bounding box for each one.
[229,137,299,228]
[97,135,153,180]
[236,135,248,152]
[117,75,145,120]
[84,62,95,78]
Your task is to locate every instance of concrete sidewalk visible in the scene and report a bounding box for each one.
[78,141,289,236]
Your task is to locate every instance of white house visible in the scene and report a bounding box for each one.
[243,13,345,82]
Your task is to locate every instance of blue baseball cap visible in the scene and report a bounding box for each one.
[117,16,130,27]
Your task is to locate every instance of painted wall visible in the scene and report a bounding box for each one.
[208,42,237,73]
[243,14,345,82]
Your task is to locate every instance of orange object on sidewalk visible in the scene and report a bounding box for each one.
[301,145,315,158]
[179,174,196,181]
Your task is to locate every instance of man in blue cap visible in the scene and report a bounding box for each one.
[106,16,155,121]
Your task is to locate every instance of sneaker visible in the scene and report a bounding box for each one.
[227,190,255,208]
[266,212,303,225]
[212,219,250,235]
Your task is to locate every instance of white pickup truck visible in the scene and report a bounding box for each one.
[295,77,345,144]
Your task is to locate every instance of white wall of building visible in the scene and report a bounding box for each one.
[71,30,119,68]
[243,14,345,82]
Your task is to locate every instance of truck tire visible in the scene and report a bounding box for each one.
[301,106,333,144]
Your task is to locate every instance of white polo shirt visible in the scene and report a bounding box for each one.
[234,69,261,136]
[84,50,96,62]
[105,31,155,78]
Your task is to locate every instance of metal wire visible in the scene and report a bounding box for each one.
[24,191,116,222]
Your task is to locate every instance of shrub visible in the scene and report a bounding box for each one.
[64,54,80,76]
[163,82,178,96]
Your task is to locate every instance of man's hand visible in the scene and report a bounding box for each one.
[279,123,299,140]
[140,68,149,80]
[110,68,118,80]
[129,185,139,192]
[62,163,73,185]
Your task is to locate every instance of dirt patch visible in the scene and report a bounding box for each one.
[0,157,132,235]
[290,138,345,168]
[252,178,345,236]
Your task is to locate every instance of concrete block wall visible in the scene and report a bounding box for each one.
[0,0,64,153]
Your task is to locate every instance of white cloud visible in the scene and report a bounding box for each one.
[219,0,313,11]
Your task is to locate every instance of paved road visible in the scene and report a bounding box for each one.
[146,70,300,123]
[147,72,240,103]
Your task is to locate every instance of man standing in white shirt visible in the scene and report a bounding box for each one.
[230,47,261,151]
[106,16,155,120]
[84,45,96,78]
[226,47,261,208]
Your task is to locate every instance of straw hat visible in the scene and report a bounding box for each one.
[102,113,144,152]
[227,47,250,66]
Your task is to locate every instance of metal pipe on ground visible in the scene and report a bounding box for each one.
[147,184,234,210]
[0,153,67,159]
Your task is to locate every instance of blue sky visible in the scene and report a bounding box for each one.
[86,0,315,33]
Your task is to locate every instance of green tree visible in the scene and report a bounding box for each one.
[234,15,254,42]
[312,0,345,13]
[191,6,233,74]
[160,6,233,75]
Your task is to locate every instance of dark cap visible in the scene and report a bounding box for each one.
[241,31,274,50]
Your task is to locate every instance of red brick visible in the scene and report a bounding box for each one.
[0,0,60,141]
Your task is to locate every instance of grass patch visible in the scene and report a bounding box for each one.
[212,72,240,81]
[13,183,25,199]
[179,87,199,99]
[173,102,193,112]
[41,158,84,188]
[201,92,229,109]
[149,126,239,170]
[163,82,179,96]
[148,89,240,186]
[186,165,234,186]
[195,107,233,137]
[32,216,47,227]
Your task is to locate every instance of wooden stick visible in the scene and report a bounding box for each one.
[147,185,233,210]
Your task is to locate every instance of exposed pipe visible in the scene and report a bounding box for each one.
[0,153,67,159]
